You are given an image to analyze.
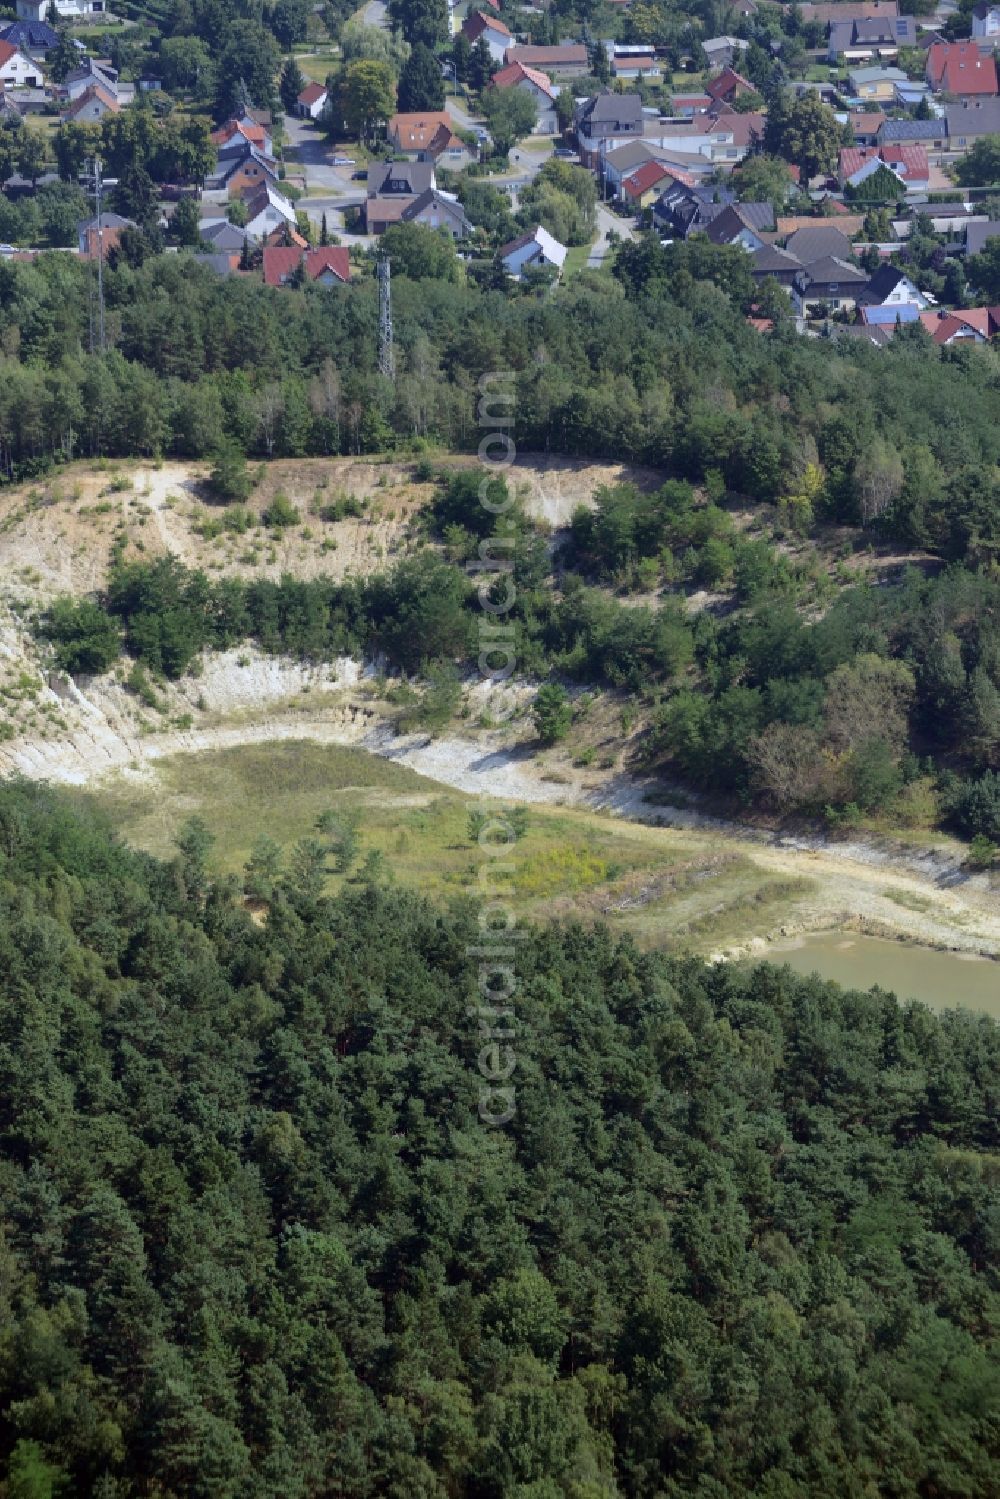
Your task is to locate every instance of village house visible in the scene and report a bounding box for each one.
[0,38,43,88]
[652,177,731,236]
[611,47,662,81]
[64,83,118,122]
[296,82,328,121]
[705,201,774,249]
[919,306,1000,341]
[388,111,476,165]
[792,256,869,314]
[620,159,672,209]
[945,97,1000,147]
[401,188,470,236]
[211,116,274,157]
[784,224,857,265]
[489,62,558,134]
[208,142,282,198]
[838,142,930,190]
[702,36,748,69]
[827,14,915,62]
[575,91,643,167]
[241,182,297,240]
[77,211,134,259]
[63,58,117,100]
[263,245,351,288]
[463,11,512,64]
[858,263,929,309]
[926,42,997,98]
[847,65,908,101]
[749,244,802,289]
[705,67,756,107]
[878,117,948,150]
[799,0,898,19]
[499,223,567,278]
[504,43,590,75]
[16,0,102,18]
[972,2,1000,38]
[0,20,59,59]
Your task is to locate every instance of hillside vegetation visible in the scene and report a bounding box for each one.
[0,782,998,1498]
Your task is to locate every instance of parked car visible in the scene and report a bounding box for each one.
[333,155,356,166]
[554,147,576,159]
[351,169,367,180]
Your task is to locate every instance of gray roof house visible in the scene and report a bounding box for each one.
[828,14,915,58]
[750,244,801,286]
[946,99,1000,147]
[401,188,470,237]
[966,219,1000,255]
[367,160,435,197]
[792,255,869,313]
[783,224,856,265]
[576,91,643,145]
[877,117,946,145]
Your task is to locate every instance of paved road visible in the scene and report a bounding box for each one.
[587,203,636,268]
[363,0,386,23]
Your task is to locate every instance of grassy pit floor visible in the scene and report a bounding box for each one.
[77,740,817,954]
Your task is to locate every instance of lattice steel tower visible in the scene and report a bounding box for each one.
[378,253,394,381]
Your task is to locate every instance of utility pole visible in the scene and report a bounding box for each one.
[377,251,394,381]
[84,156,106,353]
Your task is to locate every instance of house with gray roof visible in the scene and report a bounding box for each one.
[750,244,801,287]
[783,224,856,265]
[367,160,435,197]
[966,219,1000,255]
[946,99,1000,148]
[828,14,915,59]
[792,255,869,314]
[877,117,947,149]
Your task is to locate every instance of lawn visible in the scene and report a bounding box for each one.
[562,240,595,278]
[76,740,818,954]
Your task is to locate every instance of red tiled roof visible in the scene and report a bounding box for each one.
[263,245,351,287]
[65,83,119,118]
[490,61,557,99]
[0,41,19,67]
[211,119,267,147]
[622,160,671,196]
[706,66,755,101]
[298,82,327,106]
[464,9,511,37]
[926,41,997,95]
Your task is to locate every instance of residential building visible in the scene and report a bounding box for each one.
[611,47,662,81]
[845,110,887,144]
[702,36,749,69]
[620,159,671,209]
[857,263,929,306]
[792,255,869,313]
[926,41,998,96]
[199,219,253,254]
[652,178,732,236]
[64,59,116,100]
[828,14,915,61]
[263,245,351,287]
[368,160,436,197]
[190,253,241,277]
[17,0,103,17]
[858,302,922,325]
[847,65,908,100]
[208,143,281,197]
[388,111,476,164]
[972,2,1000,38]
[0,20,58,57]
[463,11,512,63]
[918,306,1000,341]
[504,43,590,74]
[211,117,274,157]
[499,223,567,277]
[838,142,930,188]
[798,0,898,20]
[705,66,755,106]
[878,116,948,148]
[749,244,801,288]
[77,211,134,259]
[402,188,470,236]
[575,91,642,166]
[784,224,856,264]
[296,82,328,120]
[945,97,1000,145]
[241,182,296,240]
[64,83,118,122]
[705,201,774,249]
[488,63,558,134]
[966,219,1000,253]
[0,39,43,87]
[671,93,712,116]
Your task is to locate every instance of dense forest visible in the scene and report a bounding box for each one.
[0,782,998,1497]
[0,240,999,563]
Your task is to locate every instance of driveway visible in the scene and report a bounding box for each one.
[283,113,358,193]
[587,204,636,268]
